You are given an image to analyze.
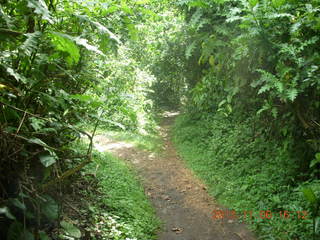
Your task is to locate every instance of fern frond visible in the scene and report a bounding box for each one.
[189,9,203,26]
[287,88,298,101]
[21,31,42,55]
[185,40,197,59]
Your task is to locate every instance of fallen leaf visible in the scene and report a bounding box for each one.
[162,195,170,201]
[172,227,183,234]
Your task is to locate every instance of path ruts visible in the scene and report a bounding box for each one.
[94,114,256,240]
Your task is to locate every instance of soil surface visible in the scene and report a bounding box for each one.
[94,114,256,240]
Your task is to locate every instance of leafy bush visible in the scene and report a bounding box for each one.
[173,113,319,239]
[0,0,162,237]
[79,148,160,240]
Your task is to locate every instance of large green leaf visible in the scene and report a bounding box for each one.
[0,206,16,220]
[90,19,121,44]
[41,195,58,221]
[51,32,104,58]
[28,138,49,147]
[28,138,58,164]
[11,198,26,211]
[39,154,56,167]
[73,37,104,55]
[60,221,82,238]
[302,188,317,205]
[6,67,27,84]
[50,32,80,66]
[249,0,259,7]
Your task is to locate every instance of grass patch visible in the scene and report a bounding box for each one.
[65,141,160,240]
[172,113,319,240]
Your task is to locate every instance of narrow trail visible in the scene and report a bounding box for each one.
[94,114,256,240]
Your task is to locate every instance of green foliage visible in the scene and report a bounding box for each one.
[7,221,34,240]
[173,0,320,154]
[1,0,319,239]
[76,143,160,240]
[0,0,164,238]
[41,195,59,221]
[163,3,320,238]
[173,113,320,239]
[60,221,82,239]
[302,187,320,239]
[50,32,80,66]
[27,0,53,23]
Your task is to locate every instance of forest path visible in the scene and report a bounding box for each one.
[94,113,256,240]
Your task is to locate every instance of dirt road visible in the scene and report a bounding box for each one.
[94,115,256,240]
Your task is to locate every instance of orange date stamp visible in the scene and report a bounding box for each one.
[211,209,309,220]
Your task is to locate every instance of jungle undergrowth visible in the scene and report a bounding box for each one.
[172,113,320,240]
[54,140,160,240]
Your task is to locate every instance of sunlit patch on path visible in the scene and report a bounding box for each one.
[94,136,134,152]
[93,114,256,240]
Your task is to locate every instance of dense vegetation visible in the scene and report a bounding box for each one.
[82,146,159,239]
[170,0,320,239]
[0,0,164,238]
[0,0,319,239]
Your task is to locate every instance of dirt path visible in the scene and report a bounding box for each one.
[94,114,256,240]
